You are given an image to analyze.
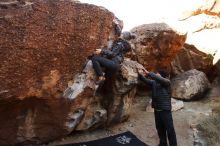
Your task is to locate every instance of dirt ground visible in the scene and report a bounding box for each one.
[48,95,215,146]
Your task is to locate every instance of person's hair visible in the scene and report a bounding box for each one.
[158,70,169,78]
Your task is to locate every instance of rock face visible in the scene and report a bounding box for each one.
[171,44,213,76]
[0,0,131,145]
[130,23,186,72]
[63,59,144,131]
[171,69,211,100]
[0,0,117,101]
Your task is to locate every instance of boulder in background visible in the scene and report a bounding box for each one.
[130,23,186,72]
[171,44,213,76]
[171,69,210,100]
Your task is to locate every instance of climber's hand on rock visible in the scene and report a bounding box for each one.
[94,49,102,55]
[137,68,145,76]
[137,68,149,76]
[143,69,149,75]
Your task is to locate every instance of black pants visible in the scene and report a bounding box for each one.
[91,55,119,77]
[154,110,177,146]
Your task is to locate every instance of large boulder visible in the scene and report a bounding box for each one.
[171,44,213,76]
[64,59,144,131]
[0,0,117,101]
[0,0,131,145]
[130,23,186,72]
[63,59,139,130]
[171,69,211,100]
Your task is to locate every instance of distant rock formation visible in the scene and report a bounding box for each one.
[178,0,220,73]
[179,0,220,20]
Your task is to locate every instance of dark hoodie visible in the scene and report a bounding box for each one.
[101,38,131,64]
[139,72,172,111]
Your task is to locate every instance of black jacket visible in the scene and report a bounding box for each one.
[101,46,124,64]
[101,39,130,64]
[139,72,171,111]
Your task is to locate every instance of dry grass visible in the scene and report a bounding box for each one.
[197,112,220,146]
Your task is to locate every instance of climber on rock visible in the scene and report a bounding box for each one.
[90,38,132,85]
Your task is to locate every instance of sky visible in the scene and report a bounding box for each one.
[79,0,202,31]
